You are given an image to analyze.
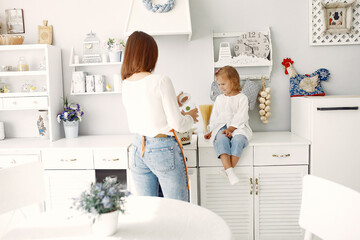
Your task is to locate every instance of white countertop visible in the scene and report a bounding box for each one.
[0,135,135,150]
[198,131,310,147]
[0,134,198,150]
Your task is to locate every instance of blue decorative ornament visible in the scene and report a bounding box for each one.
[142,0,176,13]
[282,58,330,97]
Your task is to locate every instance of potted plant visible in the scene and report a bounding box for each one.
[57,98,84,138]
[103,38,125,62]
[72,176,129,236]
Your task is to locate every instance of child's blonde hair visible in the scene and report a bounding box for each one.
[215,66,241,92]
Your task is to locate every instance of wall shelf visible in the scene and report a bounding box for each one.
[212,28,273,81]
[0,92,48,98]
[70,91,121,96]
[0,71,47,77]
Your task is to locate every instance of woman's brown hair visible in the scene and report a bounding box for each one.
[215,66,241,92]
[121,31,158,80]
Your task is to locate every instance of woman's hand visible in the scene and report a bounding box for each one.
[183,108,199,122]
[177,92,188,107]
[204,132,212,139]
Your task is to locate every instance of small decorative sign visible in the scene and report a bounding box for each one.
[5,8,25,34]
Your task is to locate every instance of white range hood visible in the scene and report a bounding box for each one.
[124,0,192,40]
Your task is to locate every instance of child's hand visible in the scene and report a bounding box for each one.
[204,132,212,139]
[222,126,236,138]
[222,129,232,138]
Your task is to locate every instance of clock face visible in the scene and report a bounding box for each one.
[234,32,270,59]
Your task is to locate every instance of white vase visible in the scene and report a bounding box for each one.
[63,121,79,139]
[37,110,49,139]
[108,51,121,62]
[92,211,119,236]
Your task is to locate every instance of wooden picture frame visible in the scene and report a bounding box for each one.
[6,8,25,34]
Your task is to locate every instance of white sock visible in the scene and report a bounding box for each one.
[225,167,240,185]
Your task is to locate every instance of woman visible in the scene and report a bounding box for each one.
[121,31,198,202]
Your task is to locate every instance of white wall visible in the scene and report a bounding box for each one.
[1,0,359,135]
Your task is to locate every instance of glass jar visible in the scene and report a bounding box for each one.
[17,56,29,71]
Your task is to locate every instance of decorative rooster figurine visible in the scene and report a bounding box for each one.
[281,58,330,97]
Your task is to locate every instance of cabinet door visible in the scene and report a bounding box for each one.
[44,170,95,212]
[188,167,198,205]
[254,166,308,240]
[200,167,253,240]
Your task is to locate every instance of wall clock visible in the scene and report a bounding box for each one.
[234,32,270,59]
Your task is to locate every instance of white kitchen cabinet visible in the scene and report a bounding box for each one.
[44,170,95,211]
[291,95,360,192]
[0,150,43,238]
[198,132,309,240]
[200,167,254,239]
[40,135,133,212]
[0,44,63,141]
[183,135,198,205]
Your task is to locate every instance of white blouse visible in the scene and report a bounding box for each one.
[208,93,252,142]
[122,74,194,137]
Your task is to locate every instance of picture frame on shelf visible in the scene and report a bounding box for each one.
[5,8,25,34]
[321,1,355,35]
[309,0,360,46]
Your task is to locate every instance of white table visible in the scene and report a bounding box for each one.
[3,196,231,240]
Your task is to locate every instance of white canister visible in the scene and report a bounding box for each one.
[94,75,105,92]
[86,75,95,93]
[102,53,108,63]
[113,74,122,92]
[0,122,5,140]
[74,55,80,64]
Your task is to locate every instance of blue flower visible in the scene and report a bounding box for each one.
[102,196,111,208]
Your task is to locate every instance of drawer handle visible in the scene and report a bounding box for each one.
[11,159,16,164]
[250,178,253,195]
[102,158,120,162]
[272,153,290,158]
[12,101,17,105]
[60,158,77,162]
[255,178,259,195]
[33,101,38,104]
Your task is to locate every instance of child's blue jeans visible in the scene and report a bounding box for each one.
[213,125,249,158]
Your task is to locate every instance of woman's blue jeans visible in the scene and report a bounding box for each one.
[129,134,189,202]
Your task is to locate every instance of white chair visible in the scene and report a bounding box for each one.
[299,175,360,240]
[0,161,46,236]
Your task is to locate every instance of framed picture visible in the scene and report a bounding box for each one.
[321,1,355,35]
[6,8,25,34]
[309,0,360,46]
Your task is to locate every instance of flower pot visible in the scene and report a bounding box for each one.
[37,110,49,139]
[92,211,119,236]
[108,51,121,62]
[63,121,79,139]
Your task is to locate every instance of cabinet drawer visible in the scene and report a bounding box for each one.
[199,146,253,167]
[184,149,196,167]
[93,148,128,169]
[0,98,3,109]
[41,149,93,169]
[3,97,48,109]
[254,145,309,166]
[0,154,39,169]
